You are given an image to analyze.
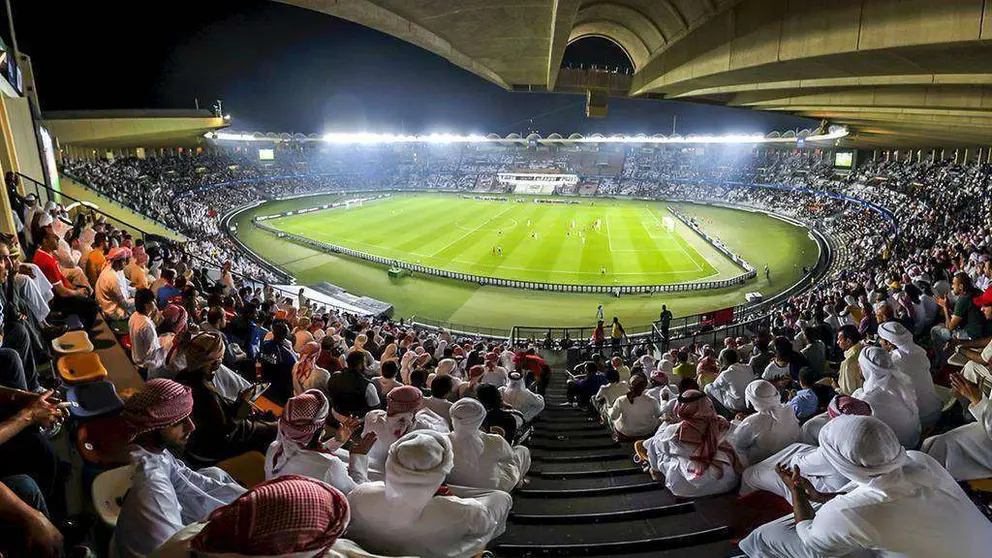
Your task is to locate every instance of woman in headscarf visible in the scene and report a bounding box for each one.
[877,321,942,428]
[446,398,529,491]
[362,386,449,480]
[642,390,741,497]
[742,394,873,503]
[346,430,512,558]
[264,390,376,495]
[292,341,330,396]
[728,380,801,467]
[175,331,278,460]
[607,374,661,440]
[740,416,992,558]
[499,372,545,423]
[152,475,405,558]
[852,346,920,448]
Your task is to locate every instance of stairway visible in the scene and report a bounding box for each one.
[490,378,744,558]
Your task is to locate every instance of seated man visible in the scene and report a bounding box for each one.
[346,430,512,558]
[704,349,754,413]
[424,375,455,425]
[499,372,545,423]
[129,288,168,375]
[607,374,662,440]
[151,476,404,558]
[115,379,246,558]
[364,385,449,479]
[851,347,920,448]
[878,321,942,428]
[95,246,134,320]
[478,384,522,443]
[591,368,627,420]
[1,235,44,392]
[787,367,825,422]
[30,231,98,329]
[642,390,741,497]
[565,361,607,407]
[742,394,873,502]
[740,415,992,557]
[264,389,376,494]
[447,398,530,491]
[257,321,297,405]
[175,332,278,460]
[922,371,992,480]
[729,380,801,467]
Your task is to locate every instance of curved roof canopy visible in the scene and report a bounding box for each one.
[280,0,992,148]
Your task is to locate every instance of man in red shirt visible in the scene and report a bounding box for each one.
[32,232,98,329]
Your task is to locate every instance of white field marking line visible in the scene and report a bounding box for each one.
[427,204,516,258]
[644,207,704,272]
[645,208,700,271]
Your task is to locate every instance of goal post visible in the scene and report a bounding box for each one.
[661,216,676,233]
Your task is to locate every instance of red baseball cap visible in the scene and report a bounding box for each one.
[972,287,992,308]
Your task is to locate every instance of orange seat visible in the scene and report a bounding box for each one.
[217,451,267,488]
[253,395,284,417]
[57,352,109,384]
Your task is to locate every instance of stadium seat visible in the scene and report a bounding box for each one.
[58,352,109,384]
[217,451,267,488]
[64,380,124,420]
[91,465,134,527]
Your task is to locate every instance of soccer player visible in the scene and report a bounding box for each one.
[601,266,606,275]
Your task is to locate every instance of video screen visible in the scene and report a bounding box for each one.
[259,148,275,161]
[834,151,854,168]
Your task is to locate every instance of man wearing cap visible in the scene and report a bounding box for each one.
[947,285,992,386]
[877,321,942,428]
[31,231,99,329]
[96,246,134,320]
[151,475,403,558]
[115,379,246,558]
[347,430,512,558]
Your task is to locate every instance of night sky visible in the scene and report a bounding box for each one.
[11,0,812,136]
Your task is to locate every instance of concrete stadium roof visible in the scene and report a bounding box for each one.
[280,0,992,148]
[44,109,230,148]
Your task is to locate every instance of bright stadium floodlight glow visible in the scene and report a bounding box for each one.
[214,126,849,146]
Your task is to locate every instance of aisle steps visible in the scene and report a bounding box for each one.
[489,375,742,557]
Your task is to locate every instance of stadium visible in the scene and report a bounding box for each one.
[2,1,992,558]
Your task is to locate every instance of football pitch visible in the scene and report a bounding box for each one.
[265,194,742,286]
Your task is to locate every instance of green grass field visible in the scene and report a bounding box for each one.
[266,195,741,286]
[232,193,818,332]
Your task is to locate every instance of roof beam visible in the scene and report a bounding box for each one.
[547,0,581,90]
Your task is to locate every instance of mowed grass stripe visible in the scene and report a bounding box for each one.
[267,194,733,285]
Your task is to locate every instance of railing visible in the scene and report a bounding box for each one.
[408,316,511,340]
[58,170,186,237]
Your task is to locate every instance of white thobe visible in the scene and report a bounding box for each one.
[480,365,509,387]
[291,361,330,396]
[364,410,451,480]
[151,522,412,558]
[851,386,920,449]
[264,439,369,494]
[18,263,53,307]
[728,407,801,467]
[423,397,453,426]
[499,385,545,422]
[347,484,512,558]
[704,363,754,412]
[593,381,628,419]
[129,312,167,372]
[741,443,852,503]
[922,396,992,480]
[607,394,661,438]
[114,447,245,558]
[643,422,740,498]
[740,452,992,558]
[800,413,829,446]
[889,346,942,427]
[14,271,52,323]
[97,265,133,320]
[446,431,530,491]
